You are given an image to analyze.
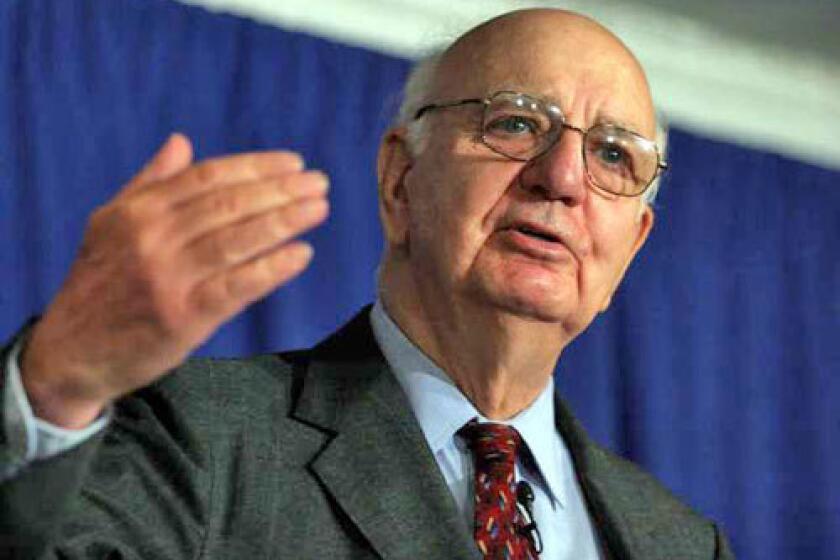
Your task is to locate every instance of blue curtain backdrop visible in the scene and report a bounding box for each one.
[1,1,838,558]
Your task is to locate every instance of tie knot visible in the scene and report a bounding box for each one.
[457,420,521,468]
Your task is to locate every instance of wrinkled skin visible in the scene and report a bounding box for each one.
[377,10,656,418]
[22,134,329,427]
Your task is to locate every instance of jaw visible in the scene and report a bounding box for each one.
[392,246,583,363]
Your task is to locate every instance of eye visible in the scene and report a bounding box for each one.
[596,142,629,166]
[487,115,540,135]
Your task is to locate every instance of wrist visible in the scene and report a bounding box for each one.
[19,331,110,430]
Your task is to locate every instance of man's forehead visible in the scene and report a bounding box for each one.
[506,68,652,132]
[432,9,656,135]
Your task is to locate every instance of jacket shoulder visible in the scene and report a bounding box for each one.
[581,440,732,559]
[556,397,731,558]
[119,350,314,456]
[146,351,307,420]
[588,440,705,518]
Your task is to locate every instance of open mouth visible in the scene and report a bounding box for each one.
[513,225,560,243]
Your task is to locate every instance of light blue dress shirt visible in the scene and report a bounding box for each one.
[370,301,603,559]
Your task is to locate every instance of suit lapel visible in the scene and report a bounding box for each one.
[291,310,479,560]
[554,394,704,560]
[290,309,697,559]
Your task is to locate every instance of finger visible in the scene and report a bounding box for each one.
[168,171,329,246]
[182,197,329,281]
[143,150,306,207]
[126,133,194,191]
[190,241,315,320]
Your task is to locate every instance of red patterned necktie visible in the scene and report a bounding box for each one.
[458,420,538,559]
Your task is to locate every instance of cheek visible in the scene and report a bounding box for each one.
[584,211,642,292]
[408,160,515,261]
[407,173,464,255]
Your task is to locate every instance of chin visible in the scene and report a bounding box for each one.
[499,300,570,324]
[470,273,582,325]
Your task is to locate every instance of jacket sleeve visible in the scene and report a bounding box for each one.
[0,326,106,558]
[0,328,211,559]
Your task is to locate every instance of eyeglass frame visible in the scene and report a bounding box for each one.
[413,90,669,198]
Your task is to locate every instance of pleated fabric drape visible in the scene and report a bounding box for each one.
[2,1,838,558]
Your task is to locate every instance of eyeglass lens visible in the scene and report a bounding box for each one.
[480,92,659,196]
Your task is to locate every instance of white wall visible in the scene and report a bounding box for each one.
[179,0,840,171]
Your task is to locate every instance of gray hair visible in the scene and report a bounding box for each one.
[644,121,668,206]
[394,54,667,206]
[396,52,444,155]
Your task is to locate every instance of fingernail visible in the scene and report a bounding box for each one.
[291,242,314,261]
[311,171,330,190]
[302,197,329,213]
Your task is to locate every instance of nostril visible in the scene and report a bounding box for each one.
[516,173,547,197]
[518,179,583,206]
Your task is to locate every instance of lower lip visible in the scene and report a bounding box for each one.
[500,229,573,262]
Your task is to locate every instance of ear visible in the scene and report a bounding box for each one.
[598,205,654,312]
[377,127,414,250]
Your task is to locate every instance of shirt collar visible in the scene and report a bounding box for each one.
[369,300,566,508]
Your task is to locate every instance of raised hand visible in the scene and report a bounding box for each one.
[20,134,329,428]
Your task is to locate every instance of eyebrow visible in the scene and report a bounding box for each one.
[593,115,642,135]
[525,90,643,132]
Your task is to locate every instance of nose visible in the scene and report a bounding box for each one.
[517,126,588,206]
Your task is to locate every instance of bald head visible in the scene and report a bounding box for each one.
[425,9,656,138]
[443,9,638,66]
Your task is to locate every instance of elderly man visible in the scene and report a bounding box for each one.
[1,8,733,560]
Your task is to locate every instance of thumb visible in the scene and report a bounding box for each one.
[130,133,194,188]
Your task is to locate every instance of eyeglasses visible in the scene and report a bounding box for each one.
[414,90,668,197]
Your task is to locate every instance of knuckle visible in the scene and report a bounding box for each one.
[229,264,269,301]
[268,212,291,239]
[194,161,220,185]
[134,234,163,267]
[248,258,272,286]
[85,204,112,237]
[223,273,244,299]
[144,274,188,333]
[134,191,167,215]
[152,304,186,337]
[272,182,293,204]
[113,198,152,232]
[210,191,241,219]
[115,198,173,258]
[127,255,166,303]
[192,275,238,317]
[120,235,175,302]
[85,200,162,261]
[187,279,217,312]
[205,232,238,266]
[125,222,160,263]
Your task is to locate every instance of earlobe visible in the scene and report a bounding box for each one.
[598,205,655,312]
[377,128,414,249]
[631,205,654,257]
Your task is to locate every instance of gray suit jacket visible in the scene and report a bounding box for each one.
[0,308,734,559]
